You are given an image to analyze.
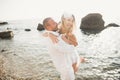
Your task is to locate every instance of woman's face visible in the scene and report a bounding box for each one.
[64,18,73,28]
[63,17,74,29]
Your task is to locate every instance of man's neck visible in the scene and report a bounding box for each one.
[46,30,57,32]
[53,29,58,32]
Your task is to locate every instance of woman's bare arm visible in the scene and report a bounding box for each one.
[61,34,72,45]
[61,34,78,46]
[68,34,78,46]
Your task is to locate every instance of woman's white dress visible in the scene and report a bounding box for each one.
[42,31,80,80]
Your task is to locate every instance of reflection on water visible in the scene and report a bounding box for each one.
[0,20,120,80]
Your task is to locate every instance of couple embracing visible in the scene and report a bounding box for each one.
[42,13,85,80]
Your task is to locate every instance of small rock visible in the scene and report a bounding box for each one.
[0,31,14,39]
[1,49,6,52]
[25,29,31,31]
[7,28,12,30]
[13,54,17,56]
[118,71,120,74]
[0,21,8,25]
[37,23,44,31]
[114,50,118,54]
[106,23,120,27]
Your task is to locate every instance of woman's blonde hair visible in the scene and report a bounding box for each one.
[59,13,76,34]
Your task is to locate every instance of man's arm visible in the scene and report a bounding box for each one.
[42,32,59,44]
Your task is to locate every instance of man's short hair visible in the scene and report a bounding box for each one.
[43,17,52,28]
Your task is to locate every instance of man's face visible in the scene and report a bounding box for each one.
[46,19,58,31]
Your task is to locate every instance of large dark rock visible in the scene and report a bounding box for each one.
[0,31,14,39]
[37,23,44,31]
[0,22,8,25]
[80,13,105,31]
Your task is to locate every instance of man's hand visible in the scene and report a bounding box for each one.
[43,32,59,44]
[42,32,49,37]
[49,33,59,44]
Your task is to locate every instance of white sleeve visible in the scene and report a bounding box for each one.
[39,31,53,47]
[53,36,75,53]
[40,31,75,53]
[40,30,60,47]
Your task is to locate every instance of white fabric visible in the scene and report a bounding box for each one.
[63,12,73,19]
[42,30,80,80]
[54,34,79,65]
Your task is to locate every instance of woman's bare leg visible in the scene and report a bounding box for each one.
[72,63,78,73]
[72,57,85,73]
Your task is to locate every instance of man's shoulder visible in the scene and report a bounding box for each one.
[48,31,59,36]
